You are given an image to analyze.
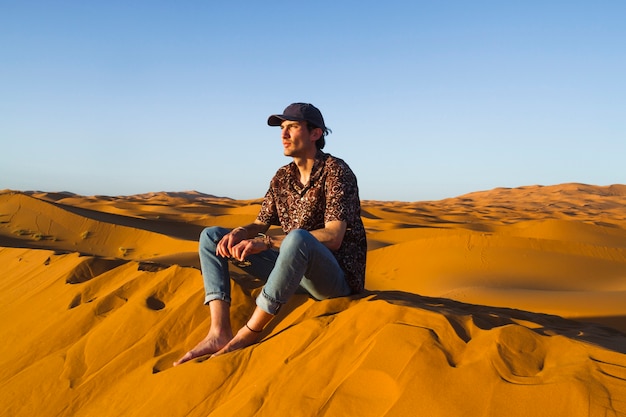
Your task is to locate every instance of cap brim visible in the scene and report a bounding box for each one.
[267,114,305,126]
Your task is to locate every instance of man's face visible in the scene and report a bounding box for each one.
[280,120,319,157]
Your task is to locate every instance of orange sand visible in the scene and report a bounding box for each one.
[1,184,625,416]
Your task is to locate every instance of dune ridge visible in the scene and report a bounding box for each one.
[1,184,625,416]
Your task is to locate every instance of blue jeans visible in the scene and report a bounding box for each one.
[198,226,352,315]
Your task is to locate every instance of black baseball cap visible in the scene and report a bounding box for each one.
[267,103,326,131]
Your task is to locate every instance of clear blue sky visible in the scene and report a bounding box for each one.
[2,1,625,201]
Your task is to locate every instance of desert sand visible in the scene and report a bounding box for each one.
[1,183,625,416]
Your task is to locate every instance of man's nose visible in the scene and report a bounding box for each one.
[281,127,290,138]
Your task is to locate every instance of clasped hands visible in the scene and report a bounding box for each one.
[216,228,268,263]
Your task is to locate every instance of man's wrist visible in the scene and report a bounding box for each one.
[257,233,272,250]
[232,227,247,236]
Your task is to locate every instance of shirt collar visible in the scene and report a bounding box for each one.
[289,150,327,192]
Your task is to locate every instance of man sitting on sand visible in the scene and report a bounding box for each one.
[174,103,367,365]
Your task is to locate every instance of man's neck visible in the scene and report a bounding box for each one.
[293,151,318,186]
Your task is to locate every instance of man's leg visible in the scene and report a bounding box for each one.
[174,227,236,366]
[213,229,351,356]
[173,300,232,366]
[211,305,274,357]
[178,228,350,360]
[257,228,351,315]
[198,227,232,305]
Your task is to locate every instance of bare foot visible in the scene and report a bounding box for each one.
[173,331,233,366]
[211,326,263,358]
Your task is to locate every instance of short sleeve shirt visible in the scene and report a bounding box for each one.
[256,151,367,293]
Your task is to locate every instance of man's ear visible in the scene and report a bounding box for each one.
[311,127,323,141]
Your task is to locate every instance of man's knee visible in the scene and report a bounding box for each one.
[282,229,314,248]
[200,226,225,248]
[284,228,312,243]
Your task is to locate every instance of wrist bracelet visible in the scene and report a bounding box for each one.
[257,233,272,250]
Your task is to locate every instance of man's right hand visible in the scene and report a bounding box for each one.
[216,227,247,258]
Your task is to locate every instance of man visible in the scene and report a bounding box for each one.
[174,103,367,366]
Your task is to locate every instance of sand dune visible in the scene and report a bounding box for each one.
[1,184,625,416]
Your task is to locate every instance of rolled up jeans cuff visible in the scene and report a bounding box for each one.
[256,289,281,315]
[205,291,230,305]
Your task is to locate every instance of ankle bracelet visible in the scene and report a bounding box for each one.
[245,323,263,333]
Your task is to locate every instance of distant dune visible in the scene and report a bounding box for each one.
[1,184,625,416]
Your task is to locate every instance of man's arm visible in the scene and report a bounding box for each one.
[310,220,347,252]
[232,221,270,239]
